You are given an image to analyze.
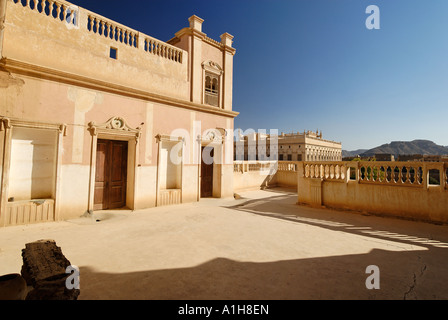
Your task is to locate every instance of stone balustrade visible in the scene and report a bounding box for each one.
[233,160,448,223]
[12,0,78,25]
[10,0,183,64]
[144,37,183,63]
[302,161,448,189]
[299,161,448,223]
[277,161,299,172]
[233,161,277,174]
[87,14,138,48]
[303,162,347,181]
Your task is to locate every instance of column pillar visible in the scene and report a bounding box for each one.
[188,15,205,104]
[220,32,235,111]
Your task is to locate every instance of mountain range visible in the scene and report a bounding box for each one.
[342,140,448,158]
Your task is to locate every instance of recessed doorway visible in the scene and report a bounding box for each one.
[94,139,128,210]
[201,146,214,198]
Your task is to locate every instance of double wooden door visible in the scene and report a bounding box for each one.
[94,139,128,210]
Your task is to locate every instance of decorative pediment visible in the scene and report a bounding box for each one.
[88,116,141,141]
[202,60,223,75]
[201,128,224,143]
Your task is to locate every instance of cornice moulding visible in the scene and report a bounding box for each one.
[1,58,239,119]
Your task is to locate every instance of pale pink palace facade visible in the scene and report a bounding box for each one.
[0,0,238,226]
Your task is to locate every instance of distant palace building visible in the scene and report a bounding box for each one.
[234,130,342,161]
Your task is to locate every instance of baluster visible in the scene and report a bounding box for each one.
[41,0,46,14]
[26,0,31,9]
[62,5,67,23]
[126,31,130,45]
[111,26,116,40]
[96,19,101,34]
[91,18,96,33]
[104,23,110,38]
[56,3,61,21]
[108,24,113,39]
[48,0,54,16]
[100,21,105,36]
[89,16,94,32]
[119,28,124,42]
[406,166,411,184]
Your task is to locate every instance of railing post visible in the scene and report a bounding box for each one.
[77,6,88,32]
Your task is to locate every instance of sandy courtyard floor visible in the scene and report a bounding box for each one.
[0,188,447,300]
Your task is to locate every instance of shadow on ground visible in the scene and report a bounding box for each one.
[78,247,446,300]
[227,188,448,250]
[78,189,448,300]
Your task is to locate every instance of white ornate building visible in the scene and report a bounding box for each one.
[235,130,342,161]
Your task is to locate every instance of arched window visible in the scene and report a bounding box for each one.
[205,76,212,93]
[202,61,223,108]
[211,78,218,94]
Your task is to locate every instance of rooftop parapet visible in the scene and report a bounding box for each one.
[2,0,190,100]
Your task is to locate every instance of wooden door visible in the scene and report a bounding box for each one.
[94,139,128,210]
[201,146,214,198]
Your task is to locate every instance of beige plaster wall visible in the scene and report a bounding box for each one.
[134,165,157,210]
[9,127,58,201]
[182,165,199,203]
[57,164,90,219]
[3,2,189,100]
[233,169,277,192]
[201,41,223,68]
[297,162,448,224]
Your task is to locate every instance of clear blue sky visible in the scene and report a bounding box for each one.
[73,0,448,151]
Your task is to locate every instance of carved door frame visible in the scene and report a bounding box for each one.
[87,117,141,212]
